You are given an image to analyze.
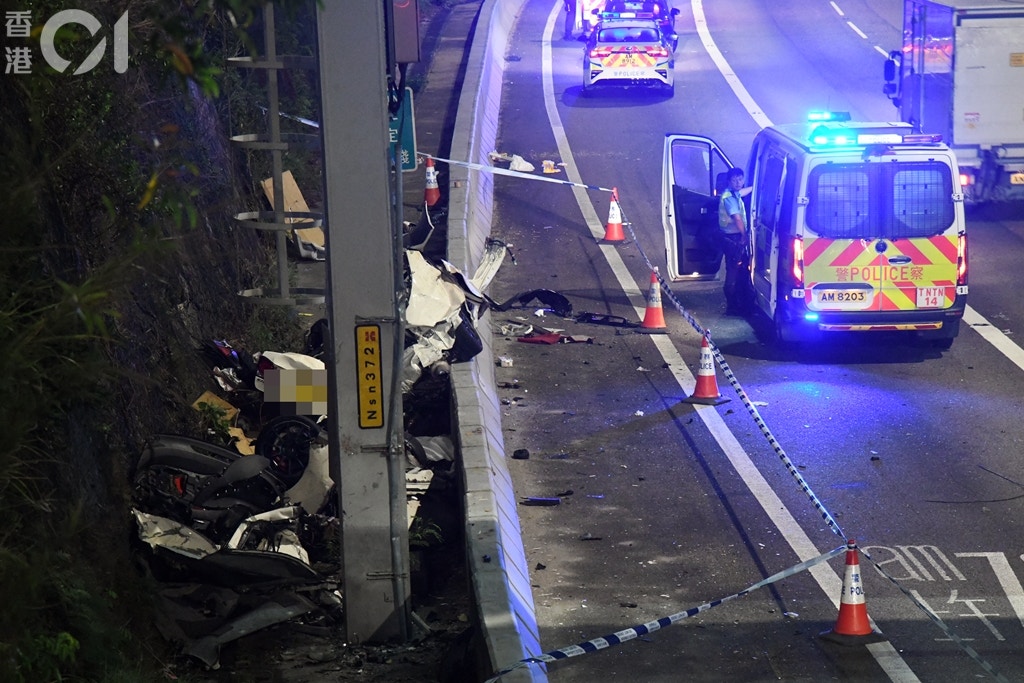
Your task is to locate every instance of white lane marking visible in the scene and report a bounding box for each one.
[541,0,1024,678]
[832,3,889,57]
[542,0,917,677]
[963,307,1024,371]
[957,552,1024,629]
[690,0,772,130]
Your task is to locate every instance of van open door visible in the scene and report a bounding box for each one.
[662,134,733,281]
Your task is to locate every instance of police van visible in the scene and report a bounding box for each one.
[661,114,968,348]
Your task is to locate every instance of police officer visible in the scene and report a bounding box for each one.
[718,167,751,315]
[564,0,577,40]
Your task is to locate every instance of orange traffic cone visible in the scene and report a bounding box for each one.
[602,187,625,242]
[424,157,441,207]
[638,268,667,333]
[683,334,729,405]
[821,539,884,645]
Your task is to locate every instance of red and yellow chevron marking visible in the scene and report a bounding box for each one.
[803,235,958,312]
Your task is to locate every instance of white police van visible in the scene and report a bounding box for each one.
[662,114,968,348]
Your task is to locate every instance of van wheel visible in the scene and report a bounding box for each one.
[773,313,796,346]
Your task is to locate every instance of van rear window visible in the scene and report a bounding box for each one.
[806,161,954,239]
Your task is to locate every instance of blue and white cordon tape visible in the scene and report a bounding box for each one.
[429,154,1008,682]
[484,546,846,682]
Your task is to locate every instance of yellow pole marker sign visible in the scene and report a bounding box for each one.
[355,324,384,428]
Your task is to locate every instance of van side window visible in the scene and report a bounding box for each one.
[806,161,953,239]
[756,155,785,231]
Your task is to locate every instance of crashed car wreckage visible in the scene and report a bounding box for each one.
[131,242,591,668]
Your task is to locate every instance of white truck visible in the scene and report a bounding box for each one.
[883,0,1024,202]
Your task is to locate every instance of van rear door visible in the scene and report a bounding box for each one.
[662,134,733,281]
[802,157,961,320]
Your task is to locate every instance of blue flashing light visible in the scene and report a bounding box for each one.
[810,126,857,147]
[803,312,820,322]
[807,110,851,122]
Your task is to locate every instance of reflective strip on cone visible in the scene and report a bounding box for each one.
[683,335,728,405]
[820,539,885,645]
[603,187,625,242]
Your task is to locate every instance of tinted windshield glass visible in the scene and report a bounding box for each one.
[806,161,953,239]
[599,27,660,42]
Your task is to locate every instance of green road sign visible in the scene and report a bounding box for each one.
[389,88,417,172]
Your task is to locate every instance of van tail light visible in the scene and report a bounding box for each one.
[957,233,967,285]
[590,47,612,59]
[792,237,804,286]
[647,46,669,58]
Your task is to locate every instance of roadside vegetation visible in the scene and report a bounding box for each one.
[0,1,317,679]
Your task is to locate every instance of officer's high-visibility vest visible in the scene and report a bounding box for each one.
[718,188,746,234]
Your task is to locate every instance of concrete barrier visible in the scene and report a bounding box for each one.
[446,0,546,681]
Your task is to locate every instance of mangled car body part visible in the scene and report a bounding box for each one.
[132,507,325,591]
[254,415,329,492]
[135,426,333,521]
[152,582,321,670]
[401,248,514,389]
[134,506,313,568]
[401,323,457,393]
[278,441,333,514]
[134,509,221,560]
[468,239,512,290]
[133,436,288,543]
[187,591,318,669]
[404,434,455,468]
[499,321,533,337]
[492,289,573,318]
[406,249,469,328]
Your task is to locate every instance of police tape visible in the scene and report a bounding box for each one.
[619,207,1007,681]
[419,153,614,193]
[622,204,848,543]
[483,545,847,682]
[463,165,1005,679]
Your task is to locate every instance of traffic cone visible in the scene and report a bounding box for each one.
[424,157,441,207]
[821,539,885,645]
[602,187,625,242]
[638,268,667,333]
[683,334,729,405]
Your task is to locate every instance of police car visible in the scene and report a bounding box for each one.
[583,13,675,95]
[662,113,968,348]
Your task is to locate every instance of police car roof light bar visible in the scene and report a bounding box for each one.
[807,110,851,122]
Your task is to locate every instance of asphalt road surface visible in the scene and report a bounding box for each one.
[486,0,1024,680]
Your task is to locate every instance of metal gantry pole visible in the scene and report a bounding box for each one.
[316,1,409,643]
